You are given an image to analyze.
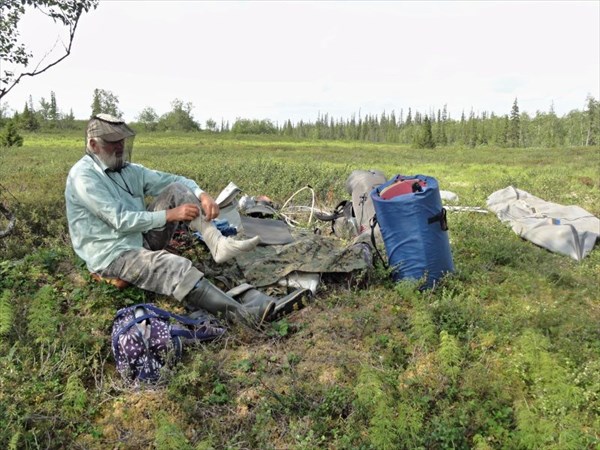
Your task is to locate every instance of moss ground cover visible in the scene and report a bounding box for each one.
[0,131,599,449]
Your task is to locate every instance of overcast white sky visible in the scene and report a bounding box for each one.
[4,0,599,125]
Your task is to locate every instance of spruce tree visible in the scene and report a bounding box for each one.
[38,97,51,121]
[0,120,24,147]
[434,109,444,145]
[468,109,477,147]
[584,95,599,146]
[414,115,435,149]
[439,105,448,146]
[414,111,422,125]
[49,91,58,122]
[63,108,76,129]
[501,116,510,147]
[459,111,467,145]
[28,95,35,115]
[20,103,39,131]
[480,111,488,144]
[91,89,102,117]
[388,110,397,142]
[509,98,521,147]
[543,102,561,147]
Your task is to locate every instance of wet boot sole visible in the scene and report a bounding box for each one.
[270,288,312,321]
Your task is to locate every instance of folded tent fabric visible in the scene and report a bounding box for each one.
[486,186,600,261]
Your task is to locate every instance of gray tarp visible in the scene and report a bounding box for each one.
[486,186,599,261]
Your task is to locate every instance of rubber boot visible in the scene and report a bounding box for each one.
[184,278,274,328]
[190,216,260,263]
[238,287,312,322]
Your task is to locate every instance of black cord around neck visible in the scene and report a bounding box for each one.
[106,169,134,197]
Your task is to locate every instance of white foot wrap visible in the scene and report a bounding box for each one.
[191,217,260,263]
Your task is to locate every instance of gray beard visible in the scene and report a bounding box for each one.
[96,148,125,171]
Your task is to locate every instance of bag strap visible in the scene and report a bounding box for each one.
[111,312,158,350]
[355,193,370,233]
[138,303,216,328]
[313,199,351,222]
[139,304,225,342]
[114,302,153,320]
[332,200,355,235]
[112,304,220,346]
[369,215,388,268]
[427,208,449,231]
[170,325,224,341]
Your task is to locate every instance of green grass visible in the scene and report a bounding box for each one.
[0,130,599,449]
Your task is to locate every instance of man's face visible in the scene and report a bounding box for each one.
[91,138,125,171]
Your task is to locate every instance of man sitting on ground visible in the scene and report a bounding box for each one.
[65,114,274,327]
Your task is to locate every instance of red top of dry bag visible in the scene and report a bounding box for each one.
[379,178,427,200]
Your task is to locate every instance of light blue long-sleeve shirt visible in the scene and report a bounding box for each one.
[65,153,203,272]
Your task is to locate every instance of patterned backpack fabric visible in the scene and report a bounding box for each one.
[111,303,225,382]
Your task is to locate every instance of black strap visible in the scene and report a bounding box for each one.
[313,200,350,222]
[170,326,222,341]
[113,304,222,349]
[412,181,424,193]
[370,215,388,268]
[142,304,214,327]
[427,208,449,231]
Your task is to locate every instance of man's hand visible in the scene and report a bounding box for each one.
[166,204,201,223]
[199,193,219,221]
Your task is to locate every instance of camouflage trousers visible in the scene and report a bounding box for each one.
[97,183,204,301]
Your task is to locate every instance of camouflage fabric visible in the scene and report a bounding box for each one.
[194,228,372,289]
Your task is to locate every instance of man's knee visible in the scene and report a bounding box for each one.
[151,183,198,211]
[163,182,191,196]
[159,182,195,202]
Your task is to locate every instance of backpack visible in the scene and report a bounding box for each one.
[345,169,387,235]
[111,303,225,382]
[313,200,358,239]
[315,170,387,239]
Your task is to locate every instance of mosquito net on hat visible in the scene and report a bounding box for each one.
[86,114,136,166]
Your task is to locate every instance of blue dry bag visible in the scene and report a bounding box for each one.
[371,174,454,288]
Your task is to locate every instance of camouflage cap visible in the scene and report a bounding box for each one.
[87,114,136,142]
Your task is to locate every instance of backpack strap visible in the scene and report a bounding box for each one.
[313,200,352,222]
[370,215,388,268]
[141,304,225,341]
[111,311,160,350]
[170,324,224,341]
[142,304,209,326]
[113,304,224,349]
[332,200,356,236]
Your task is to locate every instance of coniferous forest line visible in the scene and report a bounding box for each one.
[1,90,598,149]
